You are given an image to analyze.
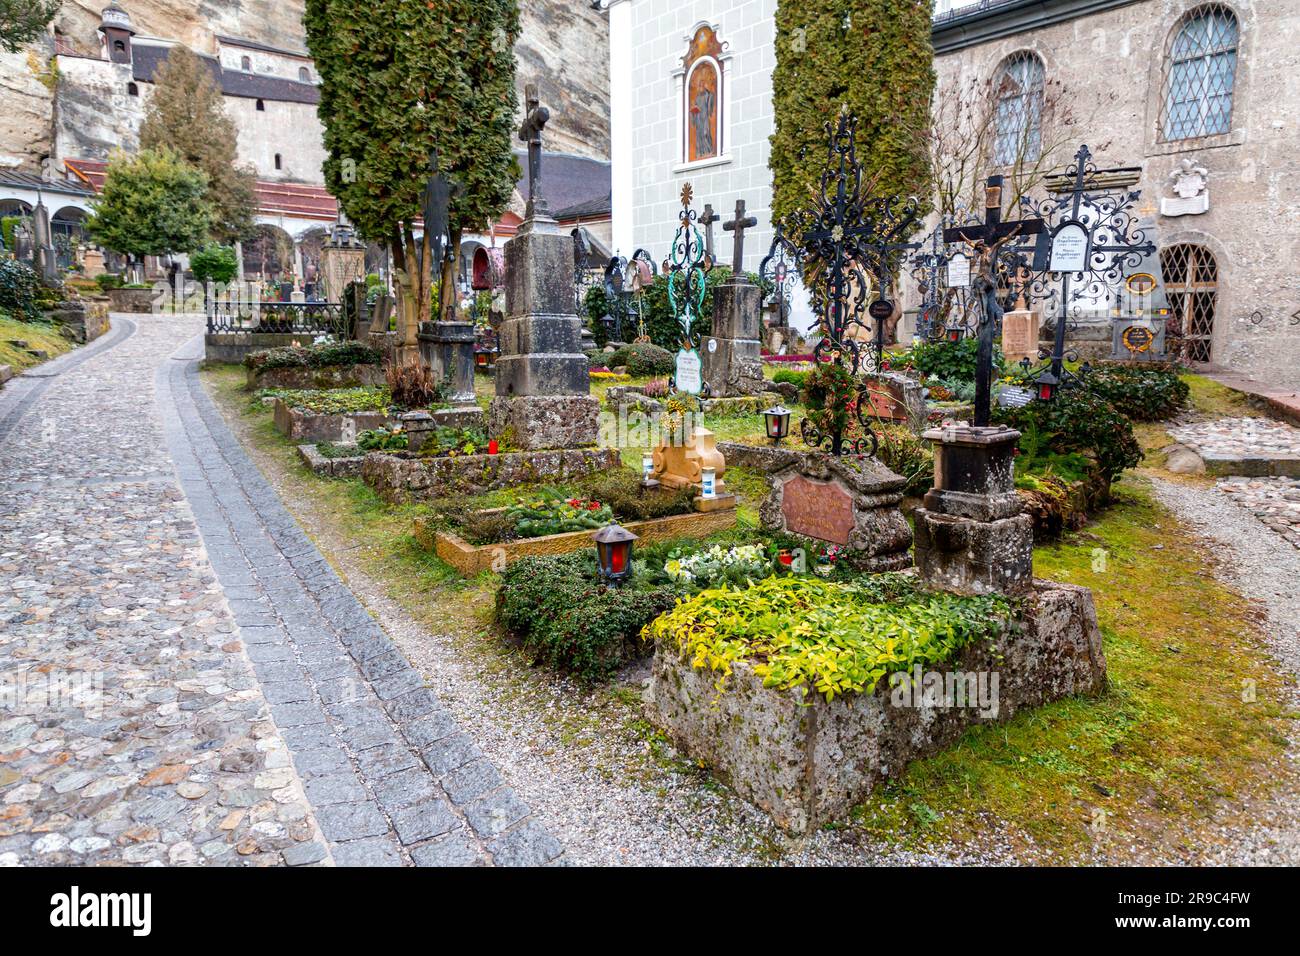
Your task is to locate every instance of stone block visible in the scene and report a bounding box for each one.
[488,394,599,450]
[417,319,476,404]
[646,579,1107,833]
[505,224,574,319]
[913,508,1035,596]
[247,362,385,392]
[272,399,392,443]
[362,445,619,504]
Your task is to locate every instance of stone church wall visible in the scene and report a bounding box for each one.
[935,0,1299,386]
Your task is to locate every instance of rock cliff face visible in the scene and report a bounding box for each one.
[0,1,609,171]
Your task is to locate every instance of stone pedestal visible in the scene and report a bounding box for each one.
[418,319,476,404]
[1110,317,1168,363]
[702,278,764,397]
[652,426,727,494]
[1001,309,1041,365]
[913,425,1033,596]
[759,452,913,572]
[489,214,598,449]
[319,238,366,303]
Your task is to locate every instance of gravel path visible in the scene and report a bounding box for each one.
[1148,475,1300,865]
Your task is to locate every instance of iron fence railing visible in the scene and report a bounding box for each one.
[206,300,350,337]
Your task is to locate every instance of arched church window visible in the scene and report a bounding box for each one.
[241,55,252,71]
[1160,4,1239,141]
[681,25,725,165]
[992,52,1044,166]
[298,67,310,82]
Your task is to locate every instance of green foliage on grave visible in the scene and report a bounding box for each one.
[139,46,258,244]
[94,273,125,292]
[497,552,680,683]
[1082,362,1190,422]
[189,243,240,284]
[357,426,409,452]
[770,0,935,224]
[0,259,43,322]
[643,574,1012,701]
[87,148,213,260]
[272,387,391,415]
[893,337,1004,385]
[994,387,1142,483]
[605,341,674,376]
[246,341,383,371]
[304,0,520,325]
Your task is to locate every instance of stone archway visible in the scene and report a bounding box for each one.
[243,224,295,287]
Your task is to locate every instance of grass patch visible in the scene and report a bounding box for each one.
[852,476,1294,860]
[0,314,75,373]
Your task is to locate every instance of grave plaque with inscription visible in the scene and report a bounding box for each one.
[760,452,913,572]
[780,476,855,545]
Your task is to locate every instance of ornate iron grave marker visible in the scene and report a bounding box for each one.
[778,109,924,456]
[943,175,1045,426]
[1009,145,1156,398]
[666,183,712,395]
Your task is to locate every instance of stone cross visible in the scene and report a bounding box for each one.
[699,204,719,266]
[723,199,757,274]
[518,84,551,219]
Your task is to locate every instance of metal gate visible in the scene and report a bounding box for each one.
[1161,243,1218,364]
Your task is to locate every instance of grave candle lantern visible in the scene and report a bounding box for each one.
[1035,368,1060,402]
[593,524,638,586]
[762,405,792,445]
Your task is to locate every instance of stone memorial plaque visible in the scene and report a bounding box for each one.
[1049,222,1089,274]
[865,380,909,421]
[780,475,854,546]
[1001,309,1040,363]
[675,348,702,395]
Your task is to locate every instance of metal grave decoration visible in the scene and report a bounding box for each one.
[943,174,1046,426]
[778,109,924,456]
[667,183,712,395]
[759,225,799,338]
[1008,144,1157,397]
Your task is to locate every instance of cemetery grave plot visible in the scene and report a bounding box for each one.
[201,358,1297,861]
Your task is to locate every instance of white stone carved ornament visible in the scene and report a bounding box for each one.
[1160,158,1210,217]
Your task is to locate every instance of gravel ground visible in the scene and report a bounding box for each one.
[1149,475,1300,865]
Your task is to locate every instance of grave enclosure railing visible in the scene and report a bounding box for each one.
[206,301,351,338]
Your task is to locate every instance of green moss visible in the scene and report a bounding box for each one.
[0,314,76,372]
[852,477,1295,859]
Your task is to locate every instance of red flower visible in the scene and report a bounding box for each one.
[589,501,601,511]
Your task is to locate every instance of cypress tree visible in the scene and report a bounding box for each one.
[771,0,934,221]
[138,46,257,244]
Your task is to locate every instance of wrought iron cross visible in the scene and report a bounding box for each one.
[1013,144,1156,397]
[518,84,551,219]
[421,149,454,278]
[944,175,1045,426]
[699,204,718,266]
[723,199,758,274]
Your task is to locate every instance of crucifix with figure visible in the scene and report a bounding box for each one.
[723,199,757,274]
[944,175,1045,426]
[518,84,551,220]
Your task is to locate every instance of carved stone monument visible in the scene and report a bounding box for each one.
[319,221,366,304]
[759,453,913,572]
[487,87,599,450]
[652,425,728,497]
[418,318,477,405]
[1001,308,1041,366]
[1160,158,1209,217]
[702,200,765,397]
[913,424,1033,595]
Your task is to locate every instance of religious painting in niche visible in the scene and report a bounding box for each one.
[683,26,724,164]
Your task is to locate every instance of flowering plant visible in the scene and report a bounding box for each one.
[663,544,770,589]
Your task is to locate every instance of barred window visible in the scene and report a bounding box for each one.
[1160,5,1238,141]
[992,52,1044,166]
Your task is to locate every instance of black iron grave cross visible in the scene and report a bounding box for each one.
[944,175,1045,426]
[699,204,718,267]
[723,199,758,274]
[421,149,458,284]
[518,84,551,219]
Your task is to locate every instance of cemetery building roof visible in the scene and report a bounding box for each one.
[130,42,320,105]
[0,169,97,199]
[932,0,1143,54]
[553,193,613,222]
[215,35,313,60]
[513,150,611,221]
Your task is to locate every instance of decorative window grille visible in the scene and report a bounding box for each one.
[992,52,1045,166]
[1160,5,1238,141]
[1161,243,1218,364]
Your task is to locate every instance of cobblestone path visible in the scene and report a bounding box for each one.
[0,315,561,866]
